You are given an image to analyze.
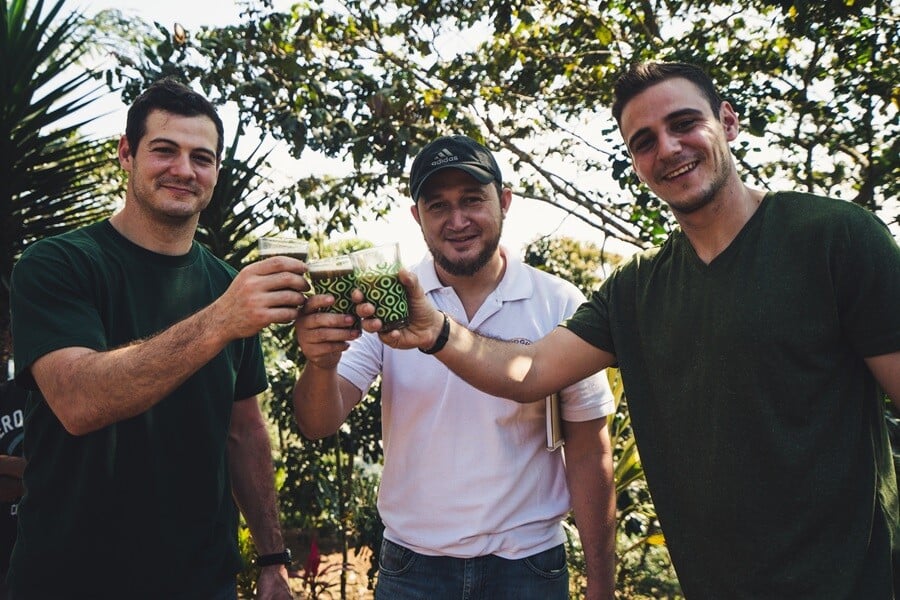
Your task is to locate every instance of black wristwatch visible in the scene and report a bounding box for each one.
[420,311,450,355]
[255,548,292,567]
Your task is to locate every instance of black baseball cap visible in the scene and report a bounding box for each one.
[408,135,503,202]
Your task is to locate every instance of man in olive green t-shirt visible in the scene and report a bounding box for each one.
[349,62,900,599]
[9,79,304,599]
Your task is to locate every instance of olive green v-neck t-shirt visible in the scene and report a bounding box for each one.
[565,192,900,599]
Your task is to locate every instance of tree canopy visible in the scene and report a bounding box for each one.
[103,0,898,248]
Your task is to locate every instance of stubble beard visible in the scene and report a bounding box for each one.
[131,177,208,224]
[665,149,733,216]
[429,224,503,277]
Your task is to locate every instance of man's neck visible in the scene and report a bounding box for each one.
[436,249,507,321]
[675,183,765,265]
[109,207,199,256]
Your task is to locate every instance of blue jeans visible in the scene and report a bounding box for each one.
[374,539,569,600]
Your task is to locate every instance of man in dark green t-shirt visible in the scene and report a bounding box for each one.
[9,79,306,599]
[357,62,900,598]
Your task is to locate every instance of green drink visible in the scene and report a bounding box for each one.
[350,243,409,332]
[308,256,358,326]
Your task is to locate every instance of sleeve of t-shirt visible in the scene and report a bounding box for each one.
[336,330,385,399]
[10,240,108,389]
[553,278,616,421]
[233,334,269,401]
[561,275,618,358]
[833,205,900,358]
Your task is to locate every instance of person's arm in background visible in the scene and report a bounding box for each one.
[0,456,25,503]
[228,395,293,600]
[563,417,616,600]
[0,380,26,503]
[867,351,900,411]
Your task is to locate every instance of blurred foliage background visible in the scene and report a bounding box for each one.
[3,0,898,597]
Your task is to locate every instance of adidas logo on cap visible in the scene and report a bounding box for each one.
[409,135,502,202]
[429,147,459,167]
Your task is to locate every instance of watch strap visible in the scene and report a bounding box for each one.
[420,311,450,355]
[255,548,292,567]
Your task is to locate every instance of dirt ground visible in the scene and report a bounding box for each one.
[284,531,376,600]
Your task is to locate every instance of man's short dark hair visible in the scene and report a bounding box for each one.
[611,61,724,125]
[125,78,224,158]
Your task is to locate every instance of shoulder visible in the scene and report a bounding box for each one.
[763,191,893,245]
[19,222,106,261]
[14,223,109,284]
[194,243,240,278]
[521,262,584,298]
[508,260,591,317]
[766,191,883,225]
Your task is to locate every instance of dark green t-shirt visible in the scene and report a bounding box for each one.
[565,192,900,599]
[9,221,268,599]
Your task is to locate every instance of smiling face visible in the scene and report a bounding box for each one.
[412,168,510,278]
[619,77,740,216]
[118,109,220,224]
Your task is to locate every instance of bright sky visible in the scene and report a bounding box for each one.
[74,0,640,266]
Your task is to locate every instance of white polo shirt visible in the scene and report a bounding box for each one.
[338,249,614,559]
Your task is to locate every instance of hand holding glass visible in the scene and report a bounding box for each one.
[257,236,309,312]
[257,236,309,261]
[307,255,358,327]
[350,243,409,332]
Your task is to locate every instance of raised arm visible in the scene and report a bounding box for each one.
[29,257,308,436]
[366,269,616,402]
[292,293,364,439]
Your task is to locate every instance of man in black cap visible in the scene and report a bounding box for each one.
[292,135,617,599]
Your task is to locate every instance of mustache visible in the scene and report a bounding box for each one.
[157,178,200,194]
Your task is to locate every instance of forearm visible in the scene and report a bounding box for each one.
[433,317,552,403]
[0,471,24,502]
[564,423,617,600]
[33,301,233,435]
[292,364,356,439]
[0,455,25,478]
[371,270,611,401]
[228,399,285,555]
[866,351,900,409]
[0,457,26,501]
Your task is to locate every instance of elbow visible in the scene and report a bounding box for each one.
[510,389,550,404]
[44,393,104,436]
[505,381,551,404]
[58,413,102,437]
[294,415,336,441]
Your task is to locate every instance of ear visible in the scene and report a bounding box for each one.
[619,132,641,181]
[117,135,133,171]
[410,203,421,226]
[719,101,740,141]
[499,187,512,216]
